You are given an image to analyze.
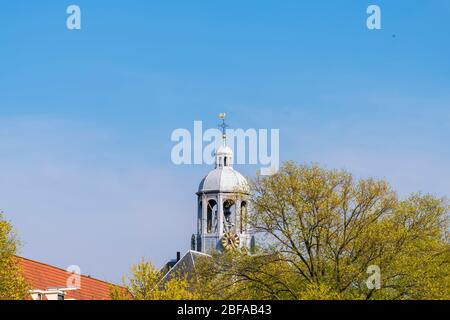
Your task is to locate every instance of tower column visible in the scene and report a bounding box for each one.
[201,195,207,235]
[235,199,241,234]
[197,196,202,236]
[218,193,224,237]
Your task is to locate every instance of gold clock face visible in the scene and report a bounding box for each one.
[222,232,240,250]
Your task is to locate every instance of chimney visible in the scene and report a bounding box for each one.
[176,251,181,262]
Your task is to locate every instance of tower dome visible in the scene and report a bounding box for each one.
[198,168,248,194]
[198,145,249,194]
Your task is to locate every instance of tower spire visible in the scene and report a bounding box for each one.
[218,113,228,146]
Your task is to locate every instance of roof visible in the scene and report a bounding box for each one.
[160,250,211,284]
[198,143,249,194]
[198,167,249,193]
[16,256,121,300]
[216,145,233,156]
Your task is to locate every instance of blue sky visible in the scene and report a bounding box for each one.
[0,1,449,283]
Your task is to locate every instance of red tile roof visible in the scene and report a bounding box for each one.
[16,256,121,300]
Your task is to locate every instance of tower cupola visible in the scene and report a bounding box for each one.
[193,114,252,253]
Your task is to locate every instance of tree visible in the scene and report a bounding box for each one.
[110,258,199,300]
[0,213,29,300]
[193,162,450,300]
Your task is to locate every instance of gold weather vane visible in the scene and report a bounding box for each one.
[218,113,228,145]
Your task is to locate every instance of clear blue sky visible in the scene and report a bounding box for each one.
[0,1,449,283]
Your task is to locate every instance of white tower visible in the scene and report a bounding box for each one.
[192,114,252,253]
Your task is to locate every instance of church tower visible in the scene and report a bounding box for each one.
[192,114,252,253]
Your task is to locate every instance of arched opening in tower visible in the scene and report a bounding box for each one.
[223,199,236,233]
[207,199,218,233]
